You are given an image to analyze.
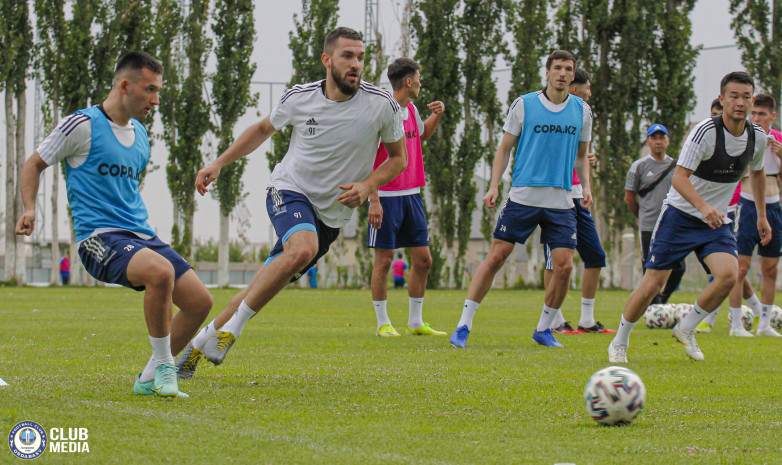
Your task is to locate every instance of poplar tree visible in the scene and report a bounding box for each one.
[34,0,67,284]
[730,0,782,127]
[455,0,506,288]
[1,0,32,284]
[165,0,212,261]
[211,0,257,286]
[411,0,462,287]
[266,0,340,170]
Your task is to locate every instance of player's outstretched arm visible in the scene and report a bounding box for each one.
[624,190,640,218]
[749,168,772,245]
[196,115,276,195]
[484,131,516,208]
[672,165,722,229]
[338,138,407,209]
[421,101,444,141]
[575,141,592,207]
[15,153,49,236]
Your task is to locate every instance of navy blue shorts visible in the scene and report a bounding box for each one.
[493,200,577,249]
[736,198,782,258]
[366,194,429,249]
[265,188,341,282]
[78,231,191,291]
[727,206,739,239]
[645,205,737,270]
[543,199,606,270]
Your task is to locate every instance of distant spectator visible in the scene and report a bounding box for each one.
[392,252,407,289]
[60,256,71,285]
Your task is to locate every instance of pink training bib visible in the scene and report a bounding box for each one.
[375,102,426,191]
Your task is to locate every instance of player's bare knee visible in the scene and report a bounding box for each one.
[286,245,318,271]
[414,254,432,272]
[485,253,506,273]
[761,262,778,281]
[553,261,572,277]
[375,254,393,272]
[144,261,176,291]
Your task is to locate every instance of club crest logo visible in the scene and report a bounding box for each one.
[8,421,47,460]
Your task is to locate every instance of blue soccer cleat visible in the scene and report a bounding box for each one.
[450,325,470,348]
[532,329,564,348]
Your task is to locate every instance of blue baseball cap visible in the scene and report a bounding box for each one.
[647,124,669,137]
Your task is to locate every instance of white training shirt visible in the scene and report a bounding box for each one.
[269,80,404,228]
[502,91,593,209]
[665,118,767,221]
[36,111,137,168]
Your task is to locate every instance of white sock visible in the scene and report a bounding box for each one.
[745,294,762,316]
[612,315,636,346]
[221,300,256,338]
[536,305,559,332]
[192,321,220,351]
[139,356,156,383]
[550,309,566,330]
[374,300,391,329]
[408,297,424,329]
[679,302,708,333]
[150,335,174,366]
[703,307,719,326]
[758,304,772,329]
[457,300,479,330]
[579,297,596,328]
[729,307,744,330]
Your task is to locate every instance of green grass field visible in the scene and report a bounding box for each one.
[1,286,781,464]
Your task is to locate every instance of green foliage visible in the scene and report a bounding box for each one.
[194,238,250,262]
[212,0,257,215]
[58,0,94,115]
[0,0,33,94]
[33,0,66,111]
[730,0,782,128]
[257,244,270,262]
[354,203,374,289]
[412,0,462,248]
[266,0,339,171]
[426,233,445,289]
[90,0,156,104]
[508,0,551,101]
[164,0,212,260]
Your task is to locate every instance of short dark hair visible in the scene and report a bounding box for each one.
[754,93,776,112]
[572,68,590,86]
[387,58,420,91]
[720,71,754,95]
[324,27,363,54]
[114,51,163,80]
[397,252,403,259]
[710,98,723,111]
[546,50,576,70]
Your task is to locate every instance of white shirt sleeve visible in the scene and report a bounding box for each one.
[502,97,525,136]
[270,89,295,131]
[414,105,425,138]
[379,99,404,143]
[750,126,768,171]
[580,103,593,142]
[678,121,715,171]
[36,114,92,167]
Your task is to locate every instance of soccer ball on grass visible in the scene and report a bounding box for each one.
[584,366,646,426]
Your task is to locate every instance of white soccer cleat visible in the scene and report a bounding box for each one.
[672,325,704,361]
[607,342,628,363]
[729,326,754,337]
[755,326,782,337]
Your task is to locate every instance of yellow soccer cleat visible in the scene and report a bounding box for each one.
[406,322,447,336]
[376,323,401,337]
[695,321,712,333]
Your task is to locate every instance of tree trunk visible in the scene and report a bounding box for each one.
[15,84,27,284]
[50,103,61,285]
[5,89,17,281]
[69,218,81,285]
[217,206,230,287]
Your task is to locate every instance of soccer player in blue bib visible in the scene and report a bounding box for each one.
[16,52,213,398]
[450,50,593,349]
[607,71,770,363]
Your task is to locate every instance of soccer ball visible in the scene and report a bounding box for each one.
[770,305,782,330]
[728,305,754,330]
[671,303,693,324]
[643,304,674,329]
[583,366,646,426]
